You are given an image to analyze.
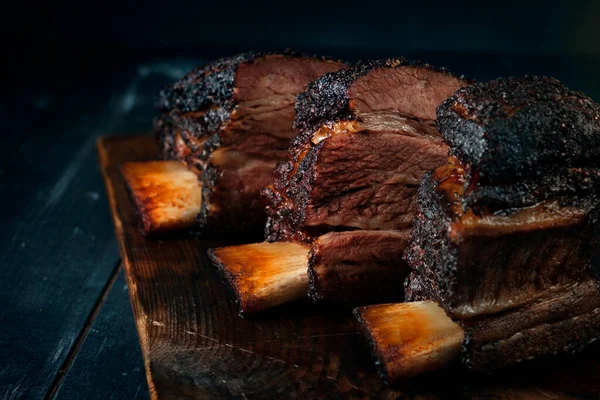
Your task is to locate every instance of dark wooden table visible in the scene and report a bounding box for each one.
[2,49,600,399]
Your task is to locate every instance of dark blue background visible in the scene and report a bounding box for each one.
[12,0,600,55]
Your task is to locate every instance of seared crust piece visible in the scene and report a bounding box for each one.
[155,52,346,234]
[265,60,470,242]
[437,76,600,183]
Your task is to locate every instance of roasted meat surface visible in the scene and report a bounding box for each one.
[262,59,470,302]
[155,52,346,234]
[405,76,600,369]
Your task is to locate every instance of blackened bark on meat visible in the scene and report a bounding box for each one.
[462,166,600,212]
[437,76,600,183]
[157,52,260,113]
[403,172,452,305]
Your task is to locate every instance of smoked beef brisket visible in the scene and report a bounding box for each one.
[405,76,600,370]
[263,59,470,302]
[155,52,345,233]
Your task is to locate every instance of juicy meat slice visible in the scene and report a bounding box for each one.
[307,230,410,304]
[155,52,346,234]
[292,59,468,139]
[265,59,470,243]
[349,65,468,120]
[304,130,448,231]
[266,125,449,242]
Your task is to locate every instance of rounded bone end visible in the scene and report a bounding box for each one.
[121,161,201,235]
[354,301,464,383]
[209,241,310,316]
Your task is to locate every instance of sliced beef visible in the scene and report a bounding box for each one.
[307,230,410,304]
[261,59,470,304]
[155,52,346,234]
[405,76,600,370]
[264,59,469,243]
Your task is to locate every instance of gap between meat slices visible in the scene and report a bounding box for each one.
[121,161,202,236]
[208,242,310,315]
[353,301,464,383]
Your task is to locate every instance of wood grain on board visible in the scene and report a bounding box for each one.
[98,134,600,400]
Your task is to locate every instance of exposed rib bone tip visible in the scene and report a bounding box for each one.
[209,241,310,315]
[354,301,464,382]
[121,161,201,235]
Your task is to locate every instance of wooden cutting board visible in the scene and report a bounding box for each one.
[98,134,600,400]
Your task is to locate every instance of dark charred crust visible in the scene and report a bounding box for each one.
[157,50,343,113]
[264,142,324,242]
[588,206,600,284]
[179,107,232,142]
[157,52,258,113]
[464,167,600,214]
[404,172,457,305]
[437,76,600,182]
[154,108,231,166]
[403,76,600,371]
[293,58,469,146]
